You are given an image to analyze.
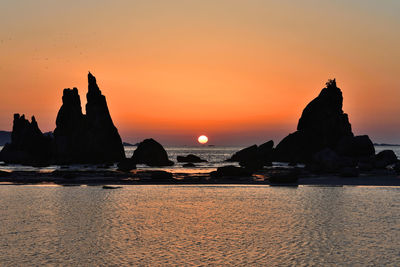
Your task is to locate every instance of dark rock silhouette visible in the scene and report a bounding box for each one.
[210,165,252,178]
[131,138,174,166]
[309,148,356,173]
[0,114,52,164]
[258,140,275,158]
[177,154,207,163]
[393,162,400,174]
[183,163,196,167]
[54,72,125,163]
[102,185,122,189]
[149,170,173,180]
[227,145,258,162]
[274,79,374,162]
[268,170,299,184]
[374,150,398,168]
[311,148,341,172]
[117,158,136,172]
[335,135,375,158]
[339,167,359,177]
[358,161,374,172]
[0,170,11,177]
[227,140,274,170]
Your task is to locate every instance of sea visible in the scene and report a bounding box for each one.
[1,145,400,266]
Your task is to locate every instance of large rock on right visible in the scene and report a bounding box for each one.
[131,138,174,166]
[274,79,374,162]
[335,135,375,158]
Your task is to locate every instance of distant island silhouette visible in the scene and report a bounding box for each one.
[0,76,399,185]
[374,143,400,147]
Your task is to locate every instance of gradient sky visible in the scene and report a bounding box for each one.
[1,0,399,145]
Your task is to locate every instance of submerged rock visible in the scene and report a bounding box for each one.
[210,165,252,178]
[310,148,356,173]
[183,163,196,167]
[177,154,207,163]
[0,114,52,164]
[312,148,341,172]
[268,170,299,184]
[54,72,125,163]
[149,171,173,180]
[132,138,174,166]
[374,150,398,169]
[0,170,11,177]
[393,162,400,174]
[117,158,136,172]
[102,185,122,189]
[339,167,359,177]
[358,160,374,172]
[274,79,354,162]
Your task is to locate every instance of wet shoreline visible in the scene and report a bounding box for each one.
[1,169,400,186]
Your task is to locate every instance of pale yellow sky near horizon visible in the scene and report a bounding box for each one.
[0,0,399,145]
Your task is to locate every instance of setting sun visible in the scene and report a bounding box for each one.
[198,135,208,144]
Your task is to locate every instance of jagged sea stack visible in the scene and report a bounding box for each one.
[0,114,52,164]
[274,79,374,162]
[54,73,125,163]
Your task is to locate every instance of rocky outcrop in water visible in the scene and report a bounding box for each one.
[210,165,252,178]
[131,138,174,166]
[54,72,125,163]
[274,79,374,162]
[0,114,52,164]
[335,135,375,158]
[374,150,398,169]
[177,154,207,163]
[227,140,274,170]
[117,158,136,172]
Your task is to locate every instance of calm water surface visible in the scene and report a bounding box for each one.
[1,185,399,266]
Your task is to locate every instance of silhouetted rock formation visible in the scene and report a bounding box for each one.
[117,158,136,172]
[177,154,207,163]
[227,140,274,170]
[131,138,174,166]
[210,165,252,178]
[228,145,258,162]
[268,170,299,184]
[149,170,173,180]
[309,148,355,173]
[54,72,125,163]
[274,79,374,162]
[183,163,196,167]
[374,150,398,168]
[0,114,52,164]
[339,167,359,177]
[335,135,375,158]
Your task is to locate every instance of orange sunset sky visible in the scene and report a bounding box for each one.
[1,0,399,145]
